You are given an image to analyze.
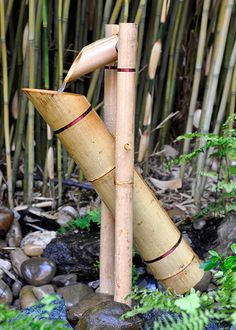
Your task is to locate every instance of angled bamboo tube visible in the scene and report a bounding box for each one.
[64,35,118,83]
[100,24,119,296]
[114,23,137,305]
[23,88,204,294]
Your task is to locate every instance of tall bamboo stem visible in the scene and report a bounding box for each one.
[115,23,137,305]
[0,0,13,207]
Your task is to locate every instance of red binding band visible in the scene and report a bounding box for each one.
[105,65,117,70]
[54,106,92,135]
[145,235,182,264]
[117,68,136,72]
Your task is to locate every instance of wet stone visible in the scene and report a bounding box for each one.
[21,257,56,286]
[12,281,22,297]
[0,206,14,235]
[76,301,143,330]
[10,248,29,277]
[52,274,77,287]
[68,292,113,323]
[23,245,43,257]
[6,218,22,247]
[33,284,55,300]
[0,278,13,305]
[57,283,93,309]
[19,285,38,308]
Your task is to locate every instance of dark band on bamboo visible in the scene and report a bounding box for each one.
[54,106,92,134]
[105,65,117,69]
[145,235,182,264]
[117,68,136,72]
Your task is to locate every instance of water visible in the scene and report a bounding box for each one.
[57,81,66,93]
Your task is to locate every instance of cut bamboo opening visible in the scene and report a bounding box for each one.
[100,24,119,296]
[23,88,204,294]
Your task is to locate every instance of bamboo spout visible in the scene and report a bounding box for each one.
[23,88,204,294]
[64,35,118,83]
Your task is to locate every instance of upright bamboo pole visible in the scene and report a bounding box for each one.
[100,24,119,295]
[115,23,137,305]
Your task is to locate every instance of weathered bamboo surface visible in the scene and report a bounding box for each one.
[23,88,204,294]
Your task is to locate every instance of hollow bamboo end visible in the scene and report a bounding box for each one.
[22,88,82,97]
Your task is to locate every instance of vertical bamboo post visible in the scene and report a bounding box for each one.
[115,23,137,305]
[100,24,119,295]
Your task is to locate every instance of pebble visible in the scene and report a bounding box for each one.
[23,245,43,257]
[52,274,77,287]
[57,283,93,309]
[0,258,11,271]
[0,278,13,304]
[21,257,56,286]
[19,285,38,308]
[21,230,57,251]
[12,281,22,297]
[6,218,22,247]
[10,248,29,277]
[57,206,78,226]
[0,206,14,235]
[33,284,55,300]
[193,219,206,230]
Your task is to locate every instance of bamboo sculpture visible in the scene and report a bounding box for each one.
[100,24,119,295]
[23,88,204,294]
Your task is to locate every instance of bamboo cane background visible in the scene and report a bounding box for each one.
[0,0,235,207]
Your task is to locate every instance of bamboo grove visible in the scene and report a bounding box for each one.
[0,0,235,207]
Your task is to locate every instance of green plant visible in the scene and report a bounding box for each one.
[173,114,236,216]
[58,208,101,233]
[123,241,236,329]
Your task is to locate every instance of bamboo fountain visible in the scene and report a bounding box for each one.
[23,23,205,297]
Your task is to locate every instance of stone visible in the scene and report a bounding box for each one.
[12,281,22,297]
[0,258,11,271]
[194,271,212,292]
[215,215,236,255]
[0,278,13,304]
[0,206,14,235]
[76,301,143,330]
[43,231,100,280]
[20,294,72,329]
[52,274,77,287]
[57,283,93,309]
[20,230,57,251]
[23,245,43,257]
[19,285,38,308]
[68,293,113,323]
[6,217,22,247]
[193,219,206,230]
[33,284,55,300]
[10,248,29,277]
[21,257,56,286]
[57,205,78,226]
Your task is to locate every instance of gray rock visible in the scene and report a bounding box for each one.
[57,283,93,309]
[33,284,55,300]
[0,278,13,304]
[21,257,56,286]
[76,301,143,330]
[193,219,206,230]
[43,230,100,280]
[6,218,22,247]
[57,206,78,226]
[12,281,22,297]
[52,273,77,287]
[21,230,56,251]
[10,248,29,277]
[68,292,113,323]
[215,215,236,255]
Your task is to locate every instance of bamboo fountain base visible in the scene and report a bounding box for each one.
[23,89,204,294]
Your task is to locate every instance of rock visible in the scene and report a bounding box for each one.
[215,215,236,255]
[76,301,143,330]
[57,206,78,226]
[0,240,7,249]
[194,271,212,292]
[6,217,22,247]
[0,278,13,304]
[33,284,55,300]
[68,293,113,323]
[21,257,56,286]
[0,258,11,271]
[23,245,43,257]
[19,294,72,328]
[21,230,57,252]
[0,206,14,235]
[12,281,22,297]
[57,283,93,309]
[10,248,29,277]
[88,279,100,290]
[43,231,100,280]
[52,274,77,287]
[19,285,38,308]
[193,219,206,230]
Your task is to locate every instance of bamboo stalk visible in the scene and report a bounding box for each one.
[109,0,123,24]
[114,23,137,305]
[180,0,211,179]
[24,88,204,295]
[0,0,13,207]
[228,62,236,129]
[100,24,119,296]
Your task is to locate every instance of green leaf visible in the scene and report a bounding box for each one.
[208,250,221,258]
[223,256,236,270]
[231,243,236,254]
[174,292,200,313]
[201,260,218,271]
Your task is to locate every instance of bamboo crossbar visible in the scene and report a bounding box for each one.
[23,88,204,294]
